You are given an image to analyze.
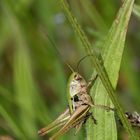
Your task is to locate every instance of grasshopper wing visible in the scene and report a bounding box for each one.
[49,105,90,140]
[38,108,70,136]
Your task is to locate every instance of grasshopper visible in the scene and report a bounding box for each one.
[38,32,114,139]
[38,69,114,139]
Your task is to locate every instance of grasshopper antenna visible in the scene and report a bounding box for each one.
[76,54,91,72]
[40,28,74,73]
[66,63,74,72]
[76,53,103,73]
[47,35,74,72]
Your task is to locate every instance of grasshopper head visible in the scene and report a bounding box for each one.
[68,72,87,98]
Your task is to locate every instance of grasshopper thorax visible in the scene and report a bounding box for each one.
[67,72,88,113]
[68,72,87,98]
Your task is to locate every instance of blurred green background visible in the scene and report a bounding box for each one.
[0,0,140,140]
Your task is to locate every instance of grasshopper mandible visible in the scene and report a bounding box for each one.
[38,68,114,139]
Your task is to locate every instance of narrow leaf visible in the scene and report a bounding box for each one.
[133,4,140,19]
[87,0,136,139]
[0,105,26,139]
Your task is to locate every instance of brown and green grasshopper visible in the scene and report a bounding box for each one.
[38,70,114,140]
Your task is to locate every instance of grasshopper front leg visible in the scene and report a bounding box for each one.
[86,74,98,92]
[86,75,114,112]
[78,93,114,111]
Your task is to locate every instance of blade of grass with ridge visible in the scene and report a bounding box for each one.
[87,0,136,139]
[1,1,50,139]
[0,105,26,139]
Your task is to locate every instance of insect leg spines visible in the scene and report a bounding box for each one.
[86,74,98,92]
[87,112,97,125]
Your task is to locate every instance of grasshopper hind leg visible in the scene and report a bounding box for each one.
[74,111,96,135]
[83,112,97,125]
[90,113,97,125]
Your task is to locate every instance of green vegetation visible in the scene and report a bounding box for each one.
[0,0,140,140]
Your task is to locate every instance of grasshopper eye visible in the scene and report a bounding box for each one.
[74,74,82,81]
[74,74,77,78]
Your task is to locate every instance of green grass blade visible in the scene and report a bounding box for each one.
[0,86,14,103]
[80,0,107,31]
[97,0,117,25]
[60,0,138,139]
[1,2,36,139]
[0,105,26,139]
[122,47,140,110]
[13,45,37,139]
[1,2,53,139]
[133,4,140,19]
[87,0,136,139]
